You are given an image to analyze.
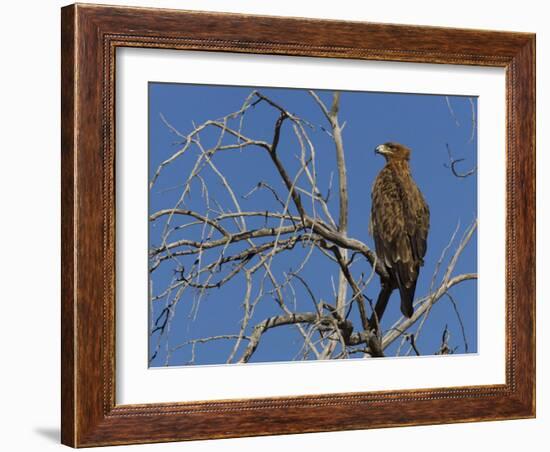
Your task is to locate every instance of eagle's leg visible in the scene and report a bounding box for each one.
[369,281,394,333]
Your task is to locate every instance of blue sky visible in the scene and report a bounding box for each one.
[148,82,478,366]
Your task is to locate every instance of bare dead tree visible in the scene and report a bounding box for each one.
[149,90,477,365]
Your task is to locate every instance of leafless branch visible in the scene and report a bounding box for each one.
[445,96,461,128]
[444,143,477,178]
[443,96,477,178]
[445,292,469,353]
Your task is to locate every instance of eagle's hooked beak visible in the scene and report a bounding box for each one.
[375,144,390,156]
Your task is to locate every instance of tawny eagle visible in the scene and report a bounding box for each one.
[369,142,430,327]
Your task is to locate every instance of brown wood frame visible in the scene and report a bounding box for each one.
[61,3,536,447]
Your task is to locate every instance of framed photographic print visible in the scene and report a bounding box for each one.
[61,3,535,447]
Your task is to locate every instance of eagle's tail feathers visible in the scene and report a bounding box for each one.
[398,281,416,318]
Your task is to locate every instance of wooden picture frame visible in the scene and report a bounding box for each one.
[61,3,535,447]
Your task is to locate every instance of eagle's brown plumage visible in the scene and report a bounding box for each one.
[369,142,429,326]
